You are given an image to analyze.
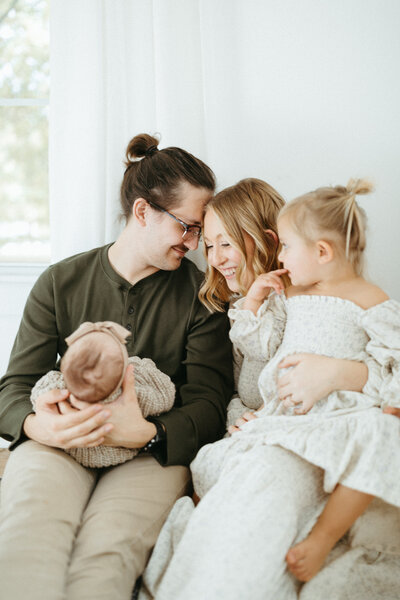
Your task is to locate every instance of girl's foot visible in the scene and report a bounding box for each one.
[285,531,335,582]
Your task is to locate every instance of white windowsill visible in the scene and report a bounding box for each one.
[0,262,48,283]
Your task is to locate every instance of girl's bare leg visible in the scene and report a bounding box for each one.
[286,484,373,582]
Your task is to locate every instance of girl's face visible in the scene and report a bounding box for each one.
[277,216,319,286]
[204,209,255,293]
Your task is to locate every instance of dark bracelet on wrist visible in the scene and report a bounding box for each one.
[141,418,166,453]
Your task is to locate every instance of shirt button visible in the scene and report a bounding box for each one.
[126,324,132,331]
[128,306,134,314]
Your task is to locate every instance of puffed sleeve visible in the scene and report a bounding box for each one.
[228,292,287,362]
[361,299,400,408]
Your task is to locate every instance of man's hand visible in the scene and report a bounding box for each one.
[24,388,112,449]
[100,365,157,448]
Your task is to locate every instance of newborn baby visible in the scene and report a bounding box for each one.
[31,321,175,467]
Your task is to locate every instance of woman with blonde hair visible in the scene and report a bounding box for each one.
[199,177,284,311]
[140,177,399,600]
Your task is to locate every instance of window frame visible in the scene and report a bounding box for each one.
[0,0,50,266]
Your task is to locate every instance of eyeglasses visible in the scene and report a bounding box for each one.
[147,200,202,240]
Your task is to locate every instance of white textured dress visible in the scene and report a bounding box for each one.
[140,294,400,600]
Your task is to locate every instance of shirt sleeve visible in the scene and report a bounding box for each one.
[0,267,59,447]
[361,299,400,408]
[152,305,234,467]
[228,292,287,362]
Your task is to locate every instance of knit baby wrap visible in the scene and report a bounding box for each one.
[31,355,175,468]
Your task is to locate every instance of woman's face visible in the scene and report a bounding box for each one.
[204,209,255,293]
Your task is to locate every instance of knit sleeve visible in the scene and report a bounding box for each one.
[30,370,65,410]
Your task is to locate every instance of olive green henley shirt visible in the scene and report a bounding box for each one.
[0,244,234,466]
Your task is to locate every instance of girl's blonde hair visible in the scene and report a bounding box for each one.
[199,178,285,312]
[279,178,373,275]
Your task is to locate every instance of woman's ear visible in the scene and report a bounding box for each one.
[265,229,279,246]
[316,240,334,264]
[132,198,148,227]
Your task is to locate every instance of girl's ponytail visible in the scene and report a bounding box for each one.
[344,178,373,269]
[279,178,374,275]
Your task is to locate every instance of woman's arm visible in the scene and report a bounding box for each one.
[276,354,368,407]
[383,406,400,418]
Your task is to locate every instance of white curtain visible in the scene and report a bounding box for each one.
[50,0,400,299]
[50,0,209,263]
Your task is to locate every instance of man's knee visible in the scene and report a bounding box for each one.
[1,440,96,521]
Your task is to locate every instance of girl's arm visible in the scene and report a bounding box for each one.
[277,354,368,408]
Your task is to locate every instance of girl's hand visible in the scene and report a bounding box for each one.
[244,270,288,314]
[277,354,368,413]
[228,410,257,435]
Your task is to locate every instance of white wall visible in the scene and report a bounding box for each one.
[197,0,400,299]
[2,0,400,386]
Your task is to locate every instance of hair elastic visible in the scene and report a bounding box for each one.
[145,145,159,157]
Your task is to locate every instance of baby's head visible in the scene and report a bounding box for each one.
[60,322,130,402]
[277,178,373,278]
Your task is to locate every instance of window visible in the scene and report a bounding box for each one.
[0,0,50,263]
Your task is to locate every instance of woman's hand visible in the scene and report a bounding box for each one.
[277,354,369,413]
[383,406,400,419]
[24,388,112,449]
[243,270,288,314]
[228,410,257,435]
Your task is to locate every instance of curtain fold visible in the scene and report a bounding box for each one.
[49,0,208,263]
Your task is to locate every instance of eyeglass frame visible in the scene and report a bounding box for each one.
[146,200,202,239]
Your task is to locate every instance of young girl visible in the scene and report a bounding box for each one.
[225,178,400,582]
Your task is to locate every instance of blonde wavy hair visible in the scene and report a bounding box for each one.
[199,178,285,312]
[279,178,373,276]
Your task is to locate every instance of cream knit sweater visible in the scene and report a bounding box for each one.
[31,356,175,468]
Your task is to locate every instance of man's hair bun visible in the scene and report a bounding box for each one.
[125,133,160,165]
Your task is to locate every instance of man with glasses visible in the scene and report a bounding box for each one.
[0,135,234,600]
[147,199,203,239]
